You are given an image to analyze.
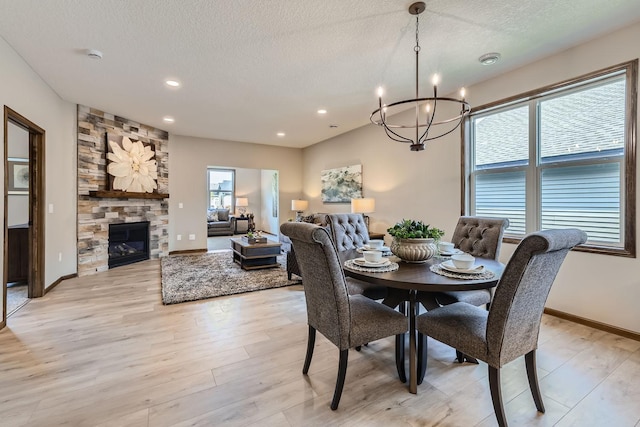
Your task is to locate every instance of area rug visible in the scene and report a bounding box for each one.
[160,250,298,304]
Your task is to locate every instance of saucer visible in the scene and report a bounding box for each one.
[440,260,484,274]
[353,257,391,268]
[439,248,463,256]
[357,246,391,253]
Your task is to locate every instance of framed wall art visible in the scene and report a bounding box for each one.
[321,164,362,203]
[106,133,158,193]
[8,157,29,195]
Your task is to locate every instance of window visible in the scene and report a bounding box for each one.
[466,60,636,257]
[207,168,235,210]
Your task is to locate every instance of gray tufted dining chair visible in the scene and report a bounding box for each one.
[418,216,510,367]
[417,228,587,427]
[326,213,389,301]
[436,216,510,307]
[280,222,408,410]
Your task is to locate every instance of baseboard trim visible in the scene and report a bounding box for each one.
[544,307,640,342]
[45,273,77,295]
[169,249,208,256]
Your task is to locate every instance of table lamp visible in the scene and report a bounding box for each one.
[291,199,309,221]
[235,197,249,217]
[351,197,375,229]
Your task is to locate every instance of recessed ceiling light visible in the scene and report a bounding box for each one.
[165,80,181,87]
[163,116,175,123]
[277,132,285,137]
[478,52,501,65]
[317,109,327,114]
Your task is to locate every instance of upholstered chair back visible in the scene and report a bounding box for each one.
[326,213,370,252]
[280,222,351,350]
[451,216,509,260]
[486,228,587,367]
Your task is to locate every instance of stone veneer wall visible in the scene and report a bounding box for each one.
[77,105,169,276]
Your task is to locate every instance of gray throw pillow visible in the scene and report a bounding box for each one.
[218,209,230,221]
[299,214,315,223]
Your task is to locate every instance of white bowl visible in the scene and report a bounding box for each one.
[438,241,454,252]
[451,253,475,269]
[363,250,382,263]
[368,239,384,250]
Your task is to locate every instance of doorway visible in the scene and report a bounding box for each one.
[2,106,45,329]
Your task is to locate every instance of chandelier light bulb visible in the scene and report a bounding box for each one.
[377,86,384,97]
[460,88,466,98]
[425,103,431,113]
[431,74,440,86]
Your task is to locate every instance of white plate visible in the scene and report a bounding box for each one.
[439,248,463,256]
[357,246,391,253]
[440,260,484,274]
[353,257,391,268]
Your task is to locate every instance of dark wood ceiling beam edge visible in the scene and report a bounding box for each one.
[88,191,169,199]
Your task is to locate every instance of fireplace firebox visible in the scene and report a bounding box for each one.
[108,221,150,268]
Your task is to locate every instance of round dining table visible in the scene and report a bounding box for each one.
[342,253,505,394]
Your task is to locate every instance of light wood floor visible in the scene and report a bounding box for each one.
[1,259,639,427]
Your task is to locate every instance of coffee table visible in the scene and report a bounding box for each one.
[230,237,281,270]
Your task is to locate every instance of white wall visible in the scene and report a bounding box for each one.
[302,22,640,333]
[234,167,262,220]
[0,35,77,301]
[168,135,302,251]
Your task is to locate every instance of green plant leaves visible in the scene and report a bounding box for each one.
[386,219,444,239]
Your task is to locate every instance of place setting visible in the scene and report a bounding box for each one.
[345,247,399,273]
[430,253,495,280]
[436,241,464,257]
[356,239,392,255]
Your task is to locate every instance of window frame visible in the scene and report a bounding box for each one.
[462,60,637,257]
[207,168,236,211]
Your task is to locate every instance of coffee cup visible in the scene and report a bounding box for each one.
[438,241,454,253]
[368,239,384,250]
[451,253,475,269]
[363,250,383,263]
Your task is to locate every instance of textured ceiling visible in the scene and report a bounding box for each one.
[1,0,639,148]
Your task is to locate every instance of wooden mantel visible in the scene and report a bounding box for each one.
[88,190,169,199]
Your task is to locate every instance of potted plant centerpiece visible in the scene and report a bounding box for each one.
[387,219,444,263]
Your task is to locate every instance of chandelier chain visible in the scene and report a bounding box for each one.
[415,14,420,53]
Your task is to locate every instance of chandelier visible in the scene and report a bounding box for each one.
[370,2,470,151]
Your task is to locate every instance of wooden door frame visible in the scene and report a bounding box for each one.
[2,106,45,329]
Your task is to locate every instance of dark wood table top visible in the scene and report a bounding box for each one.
[341,251,504,292]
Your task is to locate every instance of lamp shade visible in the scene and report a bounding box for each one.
[351,198,375,214]
[291,199,309,212]
[235,197,249,207]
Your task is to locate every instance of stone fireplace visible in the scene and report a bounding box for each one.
[77,105,169,276]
